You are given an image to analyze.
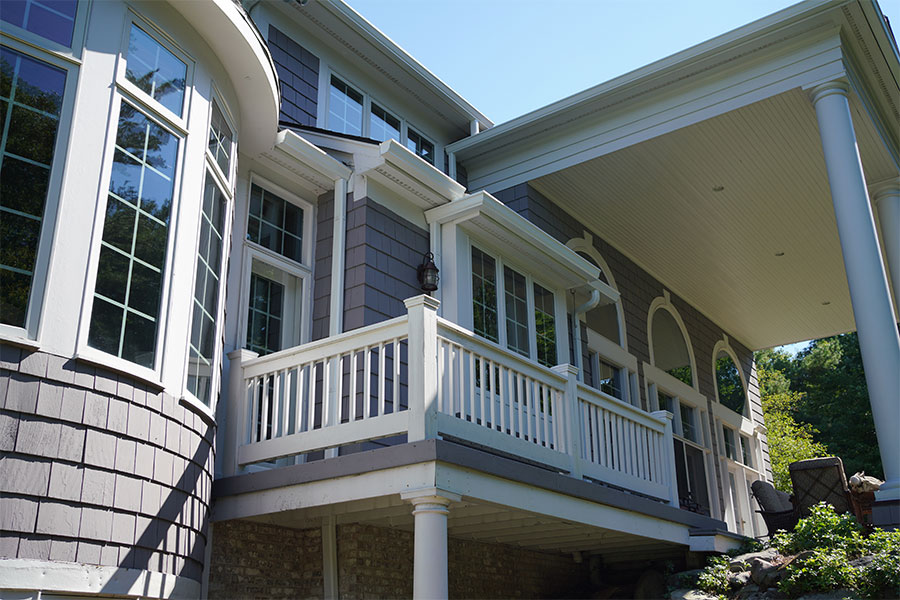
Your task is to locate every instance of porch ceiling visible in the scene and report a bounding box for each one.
[530,87,898,350]
[246,495,684,561]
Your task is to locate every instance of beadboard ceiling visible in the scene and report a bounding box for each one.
[530,88,898,350]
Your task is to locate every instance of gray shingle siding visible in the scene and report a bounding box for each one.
[312,190,335,341]
[0,346,212,581]
[268,26,319,127]
[495,183,771,504]
[343,196,430,331]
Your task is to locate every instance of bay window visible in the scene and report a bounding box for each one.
[470,245,558,368]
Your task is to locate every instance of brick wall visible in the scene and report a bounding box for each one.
[337,523,413,599]
[494,183,771,502]
[343,196,430,331]
[268,26,319,128]
[207,520,323,599]
[0,345,212,581]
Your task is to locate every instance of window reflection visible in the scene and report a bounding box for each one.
[1,0,78,47]
[125,24,186,115]
[0,47,66,327]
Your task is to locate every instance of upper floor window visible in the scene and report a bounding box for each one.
[715,350,746,415]
[0,45,67,331]
[328,75,362,136]
[740,435,753,467]
[471,245,558,368]
[125,23,186,116]
[326,72,436,165]
[208,100,233,176]
[1,0,78,47]
[723,425,737,460]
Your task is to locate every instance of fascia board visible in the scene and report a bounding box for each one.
[447,0,849,158]
[425,191,613,294]
[274,129,352,181]
[317,0,493,131]
[357,139,466,209]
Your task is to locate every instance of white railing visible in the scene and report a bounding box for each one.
[225,295,679,505]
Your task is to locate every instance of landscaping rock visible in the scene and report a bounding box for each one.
[728,570,752,587]
[795,589,858,600]
[668,589,721,600]
[731,547,780,565]
[667,569,703,590]
[750,558,779,587]
[633,569,666,599]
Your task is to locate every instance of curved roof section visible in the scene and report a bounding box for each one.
[170,0,280,156]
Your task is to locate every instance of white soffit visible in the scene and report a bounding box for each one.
[426,192,617,297]
[530,87,897,350]
[357,139,466,209]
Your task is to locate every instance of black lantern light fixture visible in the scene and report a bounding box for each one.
[417,251,439,292]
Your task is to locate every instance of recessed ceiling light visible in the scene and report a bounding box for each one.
[822,301,831,306]
[712,185,725,192]
[775,252,785,257]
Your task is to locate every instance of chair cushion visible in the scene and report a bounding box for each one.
[751,480,793,513]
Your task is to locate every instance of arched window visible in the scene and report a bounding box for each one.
[649,301,694,388]
[715,350,746,415]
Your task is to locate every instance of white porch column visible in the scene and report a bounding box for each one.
[872,182,900,315]
[811,81,900,507]
[401,488,461,600]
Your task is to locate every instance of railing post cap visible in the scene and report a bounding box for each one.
[404,294,441,311]
[651,409,674,422]
[400,487,461,504]
[551,363,579,377]
[227,348,259,361]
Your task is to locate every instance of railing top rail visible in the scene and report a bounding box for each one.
[577,382,666,431]
[436,317,567,388]
[242,315,410,378]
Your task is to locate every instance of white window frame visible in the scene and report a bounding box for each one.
[322,68,437,165]
[0,0,90,59]
[711,336,752,417]
[647,291,699,392]
[465,238,564,368]
[238,174,314,354]
[76,11,194,382]
[180,92,237,412]
[0,37,80,345]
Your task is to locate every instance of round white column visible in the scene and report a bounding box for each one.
[872,182,900,315]
[402,489,460,600]
[811,81,900,504]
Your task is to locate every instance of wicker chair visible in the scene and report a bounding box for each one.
[789,456,853,518]
[750,480,798,537]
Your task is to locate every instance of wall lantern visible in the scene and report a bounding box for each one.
[417,251,439,292]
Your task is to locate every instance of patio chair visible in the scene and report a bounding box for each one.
[789,456,853,518]
[750,479,797,537]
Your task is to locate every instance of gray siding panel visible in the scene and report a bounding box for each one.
[0,347,213,582]
[268,26,319,127]
[312,190,335,341]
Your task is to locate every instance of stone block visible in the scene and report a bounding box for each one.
[111,511,136,545]
[18,536,51,560]
[18,351,48,378]
[49,538,78,562]
[0,411,18,451]
[0,455,50,495]
[59,386,85,423]
[84,429,116,469]
[82,467,115,506]
[114,473,142,513]
[115,438,136,473]
[6,373,39,414]
[0,496,39,532]
[127,404,150,440]
[48,462,83,501]
[57,423,86,462]
[83,391,109,429]
[35,500,81,536]
[35,381,63,418]
[15,417,61,458]
[80,506,113,541]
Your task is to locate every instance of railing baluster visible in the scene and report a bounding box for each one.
[378,343,386,417]
[478,356,486,427]
[294,365,305,434]
[261,375,271,441]
[272,371,282,439]
[282,369,291,437]
[363,347,371,419]
[516,374,524,439]
[443,342,450,415]
[467,351,475,422]
[499,366,507,435]
[541,385,550,447]
[488,360,496,431]
[525,377,534,442]
[392,337,400,413]
[248,378,258,443]
[350,350,358,422]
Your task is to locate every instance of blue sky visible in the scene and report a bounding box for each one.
[348,0,900,125]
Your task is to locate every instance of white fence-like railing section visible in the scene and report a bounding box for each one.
[225,295,679,504]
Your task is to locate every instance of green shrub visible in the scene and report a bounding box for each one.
[778,548,857,596]
[696,555,733,597]
[857,529,900,599]
[771,502,863,555]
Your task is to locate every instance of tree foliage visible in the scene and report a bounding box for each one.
[755,333,883,493]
